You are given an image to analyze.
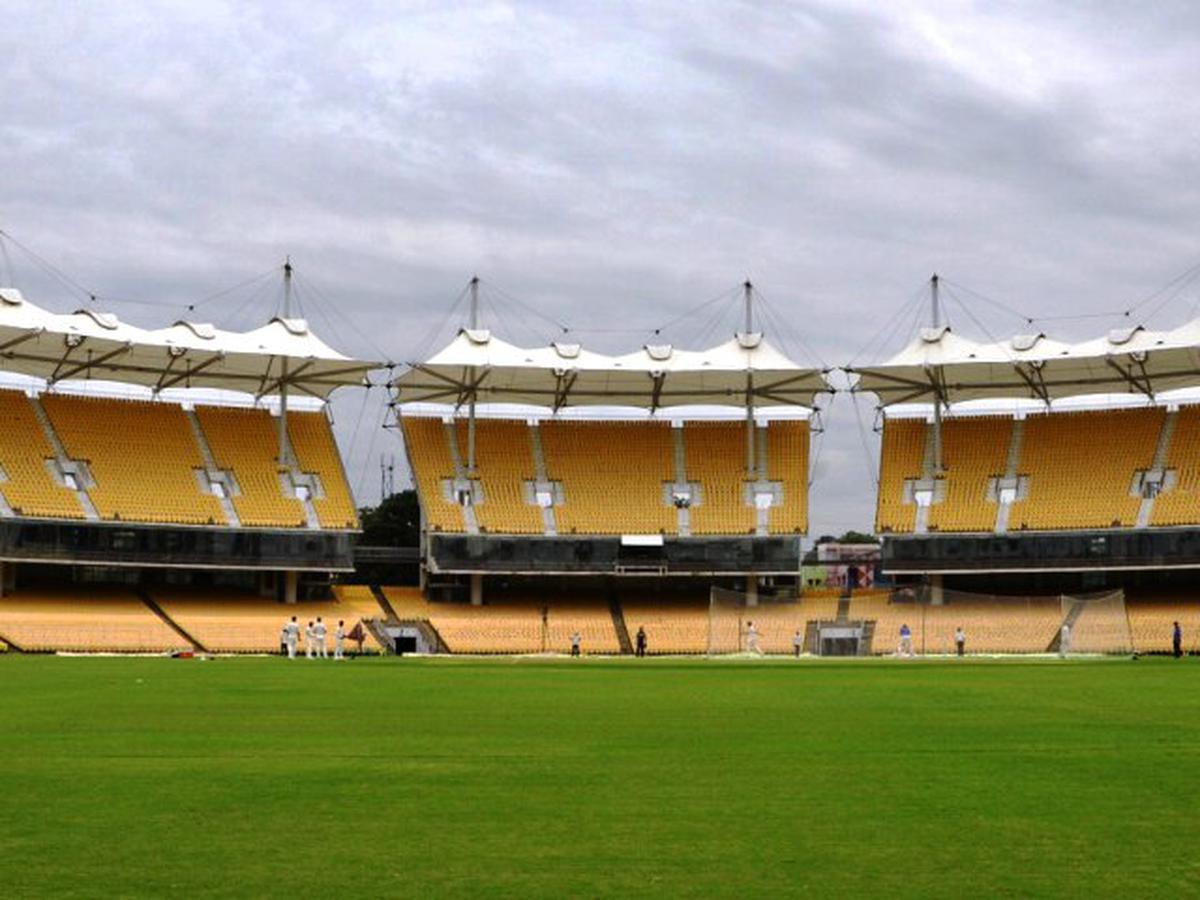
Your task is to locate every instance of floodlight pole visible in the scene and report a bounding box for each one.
[744,280,756,477]
[278,257,294,469]
[467,275,480,477]
[930,273,944,476]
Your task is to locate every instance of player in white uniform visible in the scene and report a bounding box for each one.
[746,621,762,655]
[284,616,299,659]
[313,617,328,659]
[335,620,346,660]
[304,621,315,659]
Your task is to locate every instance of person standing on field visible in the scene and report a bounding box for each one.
[304,621,315,659]
[1059,622,1071,658]
[1173,621,1183,659]
[955,626,966,658]
[313,617,328,659]
[284,616,299,659]
[899,623,913,657]
[335,620,346,660]
[570,631,582,657]
[793,629,804,657]
[635,626,647,657]
[745,621,762,655]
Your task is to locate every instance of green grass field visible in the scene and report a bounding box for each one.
[2,655,1199,898]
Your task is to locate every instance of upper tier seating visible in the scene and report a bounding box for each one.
[399,416,465,533]
[541,420,677,535]
[287,411,359,529]
[0,390,83,519]
[1012,408,1161,530]
[403,416,809,537]
[927,416,1010,532]
[454,419,543,534]
[875,418,925,534]
[766,420,810,534]
[0,588,181,652]
[684,422,756,534]
[877,407,1187,533]
[42,394,224,526]
[1151,406,1200,526]
[195,405,307,527]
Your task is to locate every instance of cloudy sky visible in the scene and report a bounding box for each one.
[2,0,1199,536]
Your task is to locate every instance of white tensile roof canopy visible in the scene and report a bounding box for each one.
[847,322,1200,407]
[393,328,830,410]
[0,288,376,398]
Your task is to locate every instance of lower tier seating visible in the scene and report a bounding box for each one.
[150,589,385,653]
[0,588,181,652]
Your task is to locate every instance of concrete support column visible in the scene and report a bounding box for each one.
[0,560,6,598]
[745,576,759,607]
[284,570,299,605]
[930,573,944,606]
[470,573,484,606]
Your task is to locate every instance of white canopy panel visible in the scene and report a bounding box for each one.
[0,288,375,398]
[393,329,830,409]
[847,322,1200,406]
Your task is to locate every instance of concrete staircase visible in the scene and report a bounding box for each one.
[608,587,633,655]
[138,589,209,653]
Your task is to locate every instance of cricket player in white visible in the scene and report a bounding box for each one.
[284,616,299,659]
[313,617,328,659]
[335,620,346,660]
[745,621,762,655]
[304,621,315,659]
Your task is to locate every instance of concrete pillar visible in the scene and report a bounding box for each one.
[284,570,299,605]
[930,573,944,606]
[470,573,484,606]
[745,576,759,607]
[0,560,6,598]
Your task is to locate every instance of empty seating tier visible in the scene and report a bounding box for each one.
[196,405,307,528]
[1151,406,1200,526]
[0,588,181,653]
[540,420,677,535]
[1012,408,1161,531]
[455,419,542,534]
[875,418,926,534]
[152,589,384,653]
[43,394,224,526]
[766,420,810,534]
[287,411,359,529]
[400,416,465,533]
[683,422,755,534]
[927,416,1010,533]
[0,390,82,519]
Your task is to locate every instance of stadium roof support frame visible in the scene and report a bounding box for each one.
[0,286,378,400]
[846,278,1200,409]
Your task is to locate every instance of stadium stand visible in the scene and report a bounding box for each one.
[42,393,225,526]
[0,587,181,652]
[850,590,1064,655]
[151,588,385,653]
[195,405,307,528]
[1126,594,1200,653]
[927,416,1010,533]
[684,422,756,535]
[0,389,85,519]
[1012,408,1162,531]
[1151,405,1200,527]
[381,586,618,653]
[540,420,676,535]
[455,419,543,534]
[399,416,466,533]
[766,420,810,534]
[875,418,925,534]
[287,411,359,529]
